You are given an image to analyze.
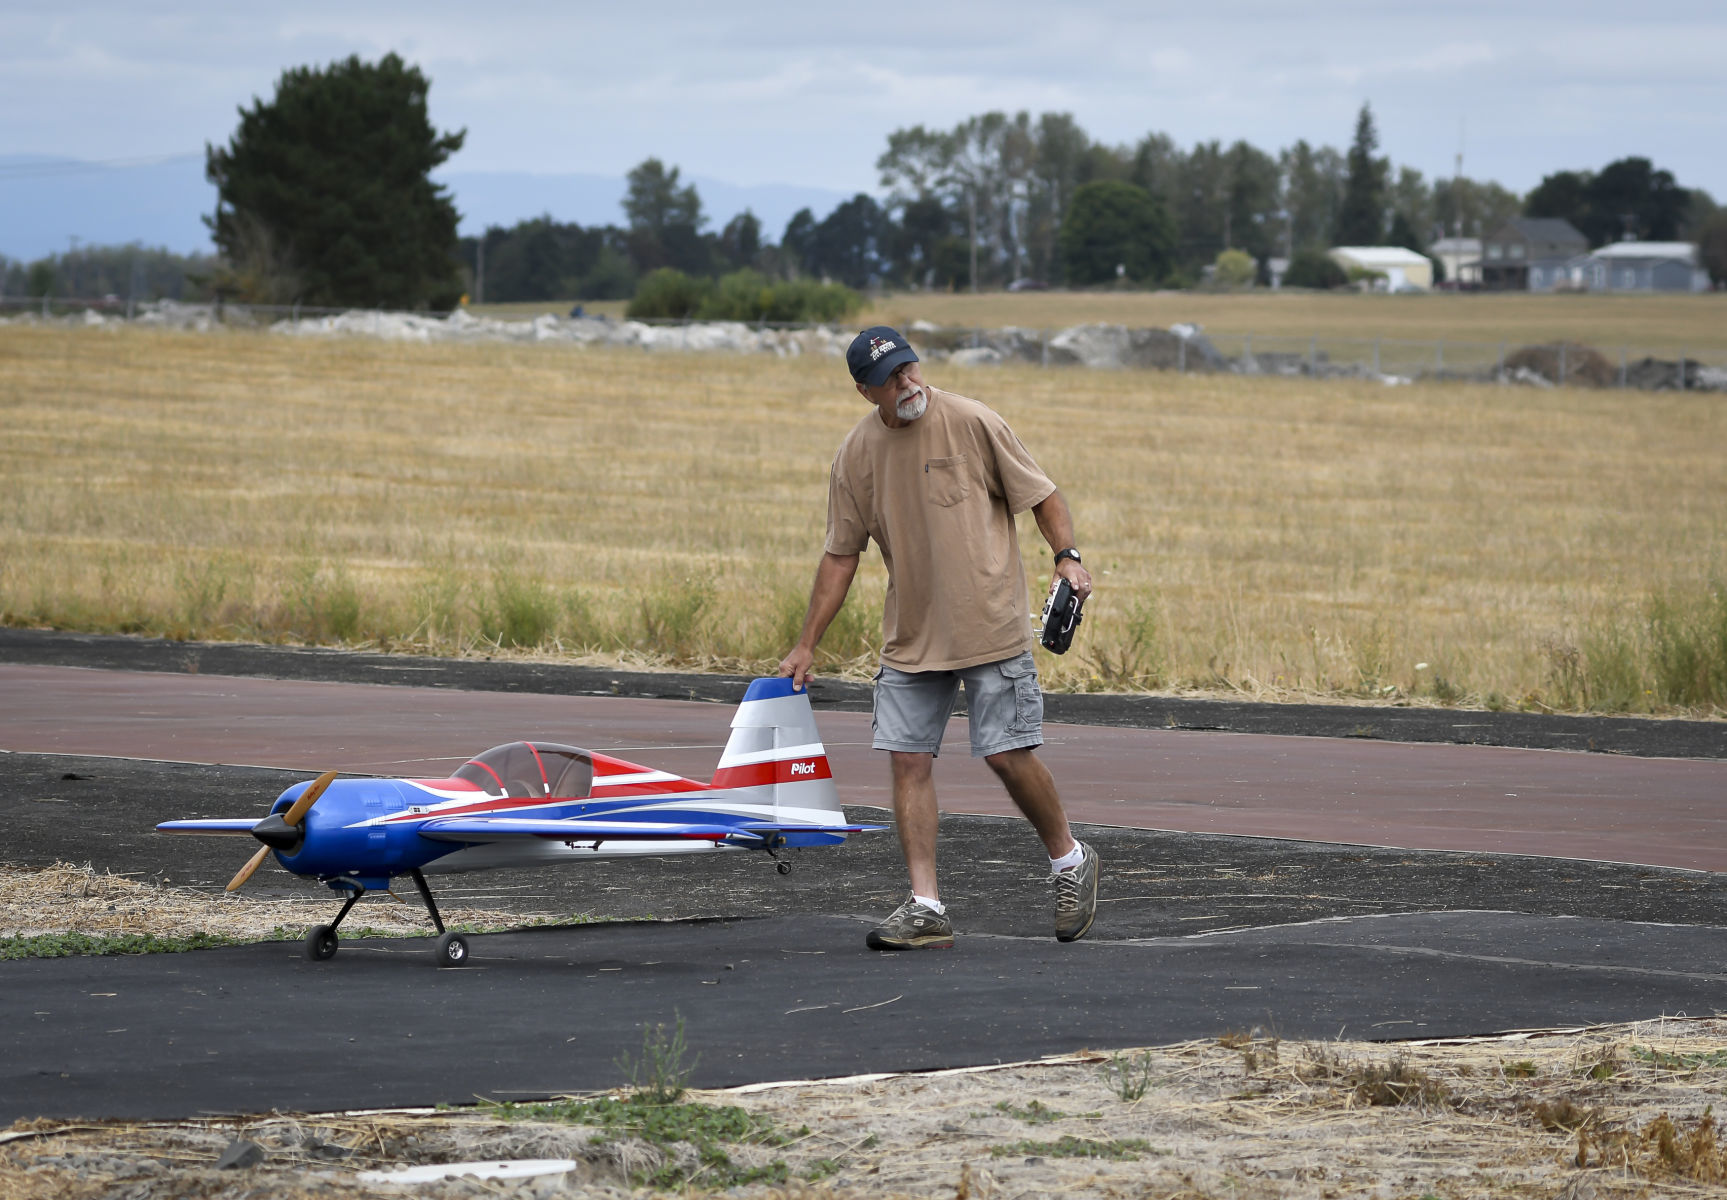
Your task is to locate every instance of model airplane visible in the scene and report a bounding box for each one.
[158,677,878,967]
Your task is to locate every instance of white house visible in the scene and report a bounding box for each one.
[1328,246,1433,292]
[1429,236,1481,287]
[1568,241,1709,293]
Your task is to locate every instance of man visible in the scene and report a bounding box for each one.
[778,325,1099,950]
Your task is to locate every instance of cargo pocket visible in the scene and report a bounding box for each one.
[997,654,1043,733]
[923,455,970,507]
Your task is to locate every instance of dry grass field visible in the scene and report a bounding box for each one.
[2,323,1724,714]
[863,290,1727,357]
[477,291,1727,358]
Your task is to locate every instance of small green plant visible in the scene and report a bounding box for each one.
[639,574,713,659]
[1102,1049,1158,1101]
[1632,1045,1727,1072]
[995,1099,1066,1124]
[1084,598,1163,689]
[804,1157,843,1180]
[285,557,363,643]
[990,1135,1158,1161]
[617,1013,699,1105]
[488,1090,800,1190]
[478,568,560,649]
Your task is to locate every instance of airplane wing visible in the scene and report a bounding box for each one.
[157,819,265,836]
[417,817,746,843]
[734,822,886,835]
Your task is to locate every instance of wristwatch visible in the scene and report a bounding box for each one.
[1053,548,1082,567]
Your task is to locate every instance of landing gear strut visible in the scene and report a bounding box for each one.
[302,868,467,967]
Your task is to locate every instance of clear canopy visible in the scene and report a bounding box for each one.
[454,742,593,800]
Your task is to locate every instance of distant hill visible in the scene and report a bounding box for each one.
[0,155,854,262]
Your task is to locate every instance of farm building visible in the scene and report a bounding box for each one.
[1480,218,1587,291]
[1328,246,1433,291]
[1429,237,1481,287]
[1568,241,1709,293]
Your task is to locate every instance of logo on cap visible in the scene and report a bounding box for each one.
[868,336,897,361]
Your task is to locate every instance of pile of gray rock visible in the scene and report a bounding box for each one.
[12,302,1723,392]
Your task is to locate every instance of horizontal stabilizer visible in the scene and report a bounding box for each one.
[156,819,262,836]
[418,817,740,843]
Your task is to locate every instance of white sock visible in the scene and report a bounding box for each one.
[1049,844,1086,873]
[912,893,945,914]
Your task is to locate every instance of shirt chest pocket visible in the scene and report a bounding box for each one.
[923,455,970,507]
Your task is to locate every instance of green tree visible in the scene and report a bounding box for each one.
[719,210,761,271]
[205,52,466,309]
[1698,211,1727,289]
[807,194,890,288]
[1212,248,1256,288]
[1526,158,1692,247]
[1283,248,1348,289]
[622,158,709,275]
[1334,103,1387,245]
[1058,180,1175,285]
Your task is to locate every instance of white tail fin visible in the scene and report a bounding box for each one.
[710,677,841,820]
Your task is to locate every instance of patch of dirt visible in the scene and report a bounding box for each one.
[0,861,558,942]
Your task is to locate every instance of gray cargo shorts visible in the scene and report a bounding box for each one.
[871,651,1045,758]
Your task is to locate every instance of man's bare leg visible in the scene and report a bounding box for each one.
[984,747,1078,860]
[889,751,941,900]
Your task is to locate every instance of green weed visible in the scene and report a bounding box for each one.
[489,1092,800,1190]
[1632,1046,1727,1072]
[990,1135,1159,1161]
[284,557,362,643]
[1648,583,1727,707]
[1084,597,1163,689]
[479,567,560,649]
[639,574,713,658]
[616,1014,698,1105]
[0,930,246,959]
[1102,1049,1158,1102]
[995,1099,1066,1125]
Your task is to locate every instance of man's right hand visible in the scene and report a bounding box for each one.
[778,644,815,691]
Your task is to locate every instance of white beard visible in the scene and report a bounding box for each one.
[895,388,928,421]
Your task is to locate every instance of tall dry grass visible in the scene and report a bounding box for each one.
[2,324,1724,714]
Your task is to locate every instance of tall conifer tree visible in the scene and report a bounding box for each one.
[206,53,466,309]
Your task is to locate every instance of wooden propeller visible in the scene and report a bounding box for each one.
[225,770,340,893]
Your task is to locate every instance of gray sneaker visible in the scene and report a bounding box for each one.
[1051,842,1099,942]
[866,894,955,951]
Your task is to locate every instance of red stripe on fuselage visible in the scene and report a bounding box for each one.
[709,756,832,790]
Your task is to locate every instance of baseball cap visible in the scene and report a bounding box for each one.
[846,326,919,387]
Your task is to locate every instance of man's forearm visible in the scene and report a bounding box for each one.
[796,552,860,651]
[1031,489,1076,554]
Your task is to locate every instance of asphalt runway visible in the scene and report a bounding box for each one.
[3,631,1725,1121]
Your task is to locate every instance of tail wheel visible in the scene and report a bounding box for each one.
[435,932,469,968]
[305,924,338,961]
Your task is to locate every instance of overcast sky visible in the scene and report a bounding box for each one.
[3,0,1723,201]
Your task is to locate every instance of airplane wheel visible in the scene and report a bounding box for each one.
[435,932,469,968]
[776,860,793,876]
[305,924,338,961]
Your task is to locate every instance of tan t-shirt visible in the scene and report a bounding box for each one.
[825,388,1057,672]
